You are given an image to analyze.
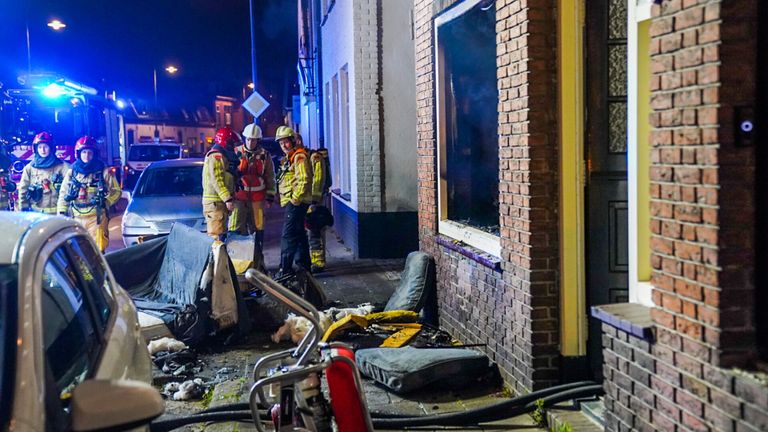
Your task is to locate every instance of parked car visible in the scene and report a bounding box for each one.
[123,141,185,191]
[122,158,206,247]
[0,212,162,431]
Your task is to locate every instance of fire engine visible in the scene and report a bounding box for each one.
[0,74,125,184]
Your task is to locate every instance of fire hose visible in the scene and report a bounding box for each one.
[149,381,603,431]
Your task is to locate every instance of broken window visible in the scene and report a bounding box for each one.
[436,0,500,253]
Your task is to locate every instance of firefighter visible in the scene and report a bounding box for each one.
[57,136,121,252]
[228,123,276,268]
[203,127,239,241]
[275,126,313,275]
[17,132,69,213]
[299,133,333,273]
[0,145,15,210]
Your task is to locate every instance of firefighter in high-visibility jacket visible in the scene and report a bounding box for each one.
[275,126,313,275]
[301,133,332,273]
[202,127,239,241]
[57,136,121,252]
[17,132,69,214]
[228,123,276,268]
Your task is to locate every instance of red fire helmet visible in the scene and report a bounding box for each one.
[74,136,98,154]
[32,131,54,146]
[214,127,241,148]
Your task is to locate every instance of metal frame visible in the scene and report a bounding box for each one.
[244,270,374,432]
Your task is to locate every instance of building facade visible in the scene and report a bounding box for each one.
[297,0,420,258]
[413,0,766,430]
[123,104,216,157]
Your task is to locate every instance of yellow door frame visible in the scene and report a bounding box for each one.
[558,0,587,357]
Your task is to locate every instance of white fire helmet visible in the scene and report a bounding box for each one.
[242,123,263,140]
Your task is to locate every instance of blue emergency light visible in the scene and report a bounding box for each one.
[41,83,71,98]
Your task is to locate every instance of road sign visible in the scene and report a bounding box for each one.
[243,90,269,119]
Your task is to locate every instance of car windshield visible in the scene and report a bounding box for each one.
[128,145,181,162]
[0,265,18,430]
[134,166,203,197]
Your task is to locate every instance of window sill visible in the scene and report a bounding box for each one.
[591,303,654,342]
[331,189,351,202]
[436,235,502,272]
[438,219,501,257]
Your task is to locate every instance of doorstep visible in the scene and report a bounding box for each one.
[547,398,604,432]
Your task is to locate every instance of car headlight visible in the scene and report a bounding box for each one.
[122,212,151,228]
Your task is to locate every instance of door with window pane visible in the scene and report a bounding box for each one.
[585,0,629,381]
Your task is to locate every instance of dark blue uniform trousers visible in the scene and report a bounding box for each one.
[280,202,311,273]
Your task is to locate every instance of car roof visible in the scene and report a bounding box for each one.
[145,158,204,169]
[0,213,80,265]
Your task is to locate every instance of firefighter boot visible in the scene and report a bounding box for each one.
[308,228,326,273]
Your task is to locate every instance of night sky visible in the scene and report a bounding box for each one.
[0,0,298,109]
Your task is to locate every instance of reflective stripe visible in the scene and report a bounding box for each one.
[242,184,266,192]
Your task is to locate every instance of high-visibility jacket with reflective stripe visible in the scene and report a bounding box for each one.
[57,167,121,216]
[203,150,235,204]
[278,148,312,207]
[234,145,275,202]
[17,162,69,213]
[310,151,327,203]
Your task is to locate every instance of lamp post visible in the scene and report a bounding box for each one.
[25,19,66,75]
[249,0,258,124]
[153,65,179,107]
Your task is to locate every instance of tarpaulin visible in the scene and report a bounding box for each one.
[106,224,249,345]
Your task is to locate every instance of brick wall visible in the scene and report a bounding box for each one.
[600,0,766,430]
[353,0,383,213]
[414,0,560,392]
[649,0,756,370]
[603,324,768,431]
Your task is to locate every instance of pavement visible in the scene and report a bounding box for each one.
[107,202,547,432]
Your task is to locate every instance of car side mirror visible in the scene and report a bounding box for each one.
[71,379,164,431]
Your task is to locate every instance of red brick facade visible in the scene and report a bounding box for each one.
[601,0,766,430]
[414,0,560,392]
[648,0,757,369]
[414,0,764,428]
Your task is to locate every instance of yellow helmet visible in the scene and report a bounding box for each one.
[275,126,295,141]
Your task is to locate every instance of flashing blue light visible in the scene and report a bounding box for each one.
[42,83,69,98]
[116,99,126,109]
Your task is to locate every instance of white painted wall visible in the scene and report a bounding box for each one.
[352,0,382,213]
[320,0,418,214]
[322,0,358,211]
[382,0,418,211]
[299,99,321,150]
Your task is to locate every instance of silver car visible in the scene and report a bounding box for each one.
[0,212,162,431]
[122,158,206,246]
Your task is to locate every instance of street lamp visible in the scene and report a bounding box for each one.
[26,19,67,75]
[153,65,179,107]
[47,19,66,31]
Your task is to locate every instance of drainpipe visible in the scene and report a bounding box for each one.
[315,0,325,149]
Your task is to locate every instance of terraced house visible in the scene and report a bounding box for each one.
[411,0,766,430]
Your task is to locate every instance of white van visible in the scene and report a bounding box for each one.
[123,141,185,190]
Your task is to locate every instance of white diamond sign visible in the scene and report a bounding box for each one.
[243,90,270,118]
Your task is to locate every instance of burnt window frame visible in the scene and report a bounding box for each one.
[434,0,501,257]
